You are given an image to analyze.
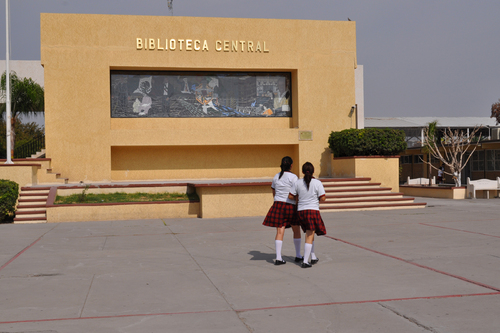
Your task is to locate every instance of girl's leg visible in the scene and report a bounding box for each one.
[275,226,286,262]
[311,241,319,264]
[291,225,302,259]
[303,230,315,264]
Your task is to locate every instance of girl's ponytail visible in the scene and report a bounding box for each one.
[279,156,293,179]
[302,162,314,190]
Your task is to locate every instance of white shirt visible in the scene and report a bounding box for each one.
[272,171,298,205]
[290,178,326,211]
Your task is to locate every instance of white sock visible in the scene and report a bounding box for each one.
[293,238,302,258]
[311,241,317,260]
[275,240,283,261]
[303,243,312,263]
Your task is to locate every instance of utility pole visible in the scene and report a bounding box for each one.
[167,0,173,16]
[5,0,13,164]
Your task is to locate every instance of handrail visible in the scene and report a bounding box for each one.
[13,134,45,158]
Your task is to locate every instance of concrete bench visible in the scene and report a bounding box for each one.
[405,176,435,185]
[466,177,500,199]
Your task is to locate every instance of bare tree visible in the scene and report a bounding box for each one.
[422,126,482,187]
[491,99,500,125]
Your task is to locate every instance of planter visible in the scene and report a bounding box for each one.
[400,185,466,199]
[331,156,400,192]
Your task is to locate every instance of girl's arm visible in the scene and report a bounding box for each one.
[319,194,326,202]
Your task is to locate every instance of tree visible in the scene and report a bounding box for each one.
[0,71,44,158]
[422,126,482,187]
[0,118,44,159]
[492,99,500,125]
[422,120,439,186]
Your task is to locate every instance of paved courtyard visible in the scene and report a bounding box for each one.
[0,197,499,332]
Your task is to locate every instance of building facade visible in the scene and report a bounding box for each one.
[41,14,358,182]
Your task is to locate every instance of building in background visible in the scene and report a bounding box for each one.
[366,117,500,184]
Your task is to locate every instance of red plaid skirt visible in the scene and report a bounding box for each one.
[263,201,298,228]
[297,210,327,236]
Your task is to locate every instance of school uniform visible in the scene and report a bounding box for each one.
[290,178,327,236]
[263,171,298,228]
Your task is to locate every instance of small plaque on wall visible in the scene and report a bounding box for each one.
[299,131,313,141]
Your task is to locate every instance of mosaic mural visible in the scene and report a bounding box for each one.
[111,71,291,118]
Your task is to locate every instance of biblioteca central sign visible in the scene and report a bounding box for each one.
[136,38,270,52]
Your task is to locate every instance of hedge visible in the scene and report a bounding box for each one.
[0,179,19,222]
[328,128,407,157]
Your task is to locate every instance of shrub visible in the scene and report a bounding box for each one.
[328,128,407,157]
[0,179,19,222]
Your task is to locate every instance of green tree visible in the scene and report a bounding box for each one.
[0,118,44,159]
[1,71,44,158]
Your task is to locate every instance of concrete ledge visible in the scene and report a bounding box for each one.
[190,181,273,218]
[400,185,467,199]
[46,187,199,222]
[0,164,41,186]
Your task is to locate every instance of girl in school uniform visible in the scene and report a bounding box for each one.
[262,156,303,265]
[289,162,326,268]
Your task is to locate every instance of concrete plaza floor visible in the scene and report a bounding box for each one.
[0,197,499,332]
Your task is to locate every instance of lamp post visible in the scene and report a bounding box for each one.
[5,0,13,164]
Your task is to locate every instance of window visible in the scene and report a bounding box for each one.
[472,151,484,171]
[110,71,291,118]
[400,155,412,164]
[486,150,500,171]
[413,155,423,164]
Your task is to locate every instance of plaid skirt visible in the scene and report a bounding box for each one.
[297,209,327,236]
[263,201,298,228]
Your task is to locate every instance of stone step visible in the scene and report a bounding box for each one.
[16,206,47,212]
[13,217,47,223]
[322,182,381,188]
[320,202,427,212]
[319,178,426,212]
[320,197,414,207]
[324,192,405,200]
[319,178,372,183]
[21,186,52,191]
[17,197,47,205]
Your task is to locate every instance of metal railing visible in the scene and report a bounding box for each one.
[13,134,45,159]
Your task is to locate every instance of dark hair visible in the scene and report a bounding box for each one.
[302,162,314,190]
[279,156,293,179]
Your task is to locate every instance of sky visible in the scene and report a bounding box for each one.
[1,0,500,119]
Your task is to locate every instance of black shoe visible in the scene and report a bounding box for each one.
[295,257,304,262]
[311,258,319,265]
[275,259,286,265]
[301,262,312,268]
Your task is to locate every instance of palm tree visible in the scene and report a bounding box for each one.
[1,71,44,158]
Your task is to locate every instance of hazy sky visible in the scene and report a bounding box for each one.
[1,0,499,118]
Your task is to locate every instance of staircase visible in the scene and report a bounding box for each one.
[14,187,50,223]
[319,178,426,212]
[24,156,69,185]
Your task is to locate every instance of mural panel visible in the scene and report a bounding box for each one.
[111,71,291,118]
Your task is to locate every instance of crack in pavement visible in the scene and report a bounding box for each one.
[378,303,440,333]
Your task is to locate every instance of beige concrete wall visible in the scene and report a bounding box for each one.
[47,202,199,223]
[197,185,273,218]
[332,156,400,192]
[41,14,357,182]
[400,186,466,199]
[0,165,38,186]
